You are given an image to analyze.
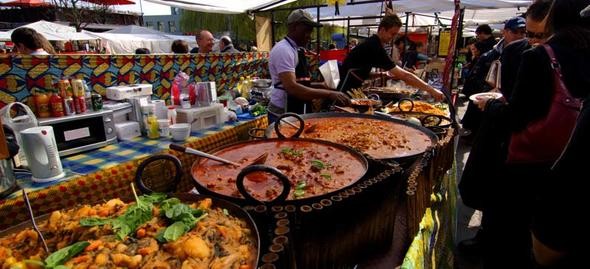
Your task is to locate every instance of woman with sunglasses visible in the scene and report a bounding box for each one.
[473,0,590,268]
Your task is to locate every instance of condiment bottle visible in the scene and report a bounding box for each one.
[147,107,160,139]
[167,106,177,125]
[35,91,50,118]
[49,91,64,117]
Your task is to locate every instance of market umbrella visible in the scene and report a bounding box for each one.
[81,0,135,5]
[0,0,52,7]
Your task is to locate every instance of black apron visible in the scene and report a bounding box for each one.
[273,37,313,114]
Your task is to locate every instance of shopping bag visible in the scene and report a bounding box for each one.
[319,60,340,90]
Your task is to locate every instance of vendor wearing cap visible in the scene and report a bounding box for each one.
[267,9,350,122]
[339,14,444,101]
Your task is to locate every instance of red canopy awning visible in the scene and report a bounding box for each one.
[82,0,135,5]
[0,0,52,7]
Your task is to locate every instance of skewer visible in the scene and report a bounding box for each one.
[22,189,49,254]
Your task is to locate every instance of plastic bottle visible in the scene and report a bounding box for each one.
[167,106,177,125]
[35,91,50,118]
[84,83,93,111]
[245,76,252,93]
[49,91,64,117]
[147,107,160,139]
[236,77,245,97]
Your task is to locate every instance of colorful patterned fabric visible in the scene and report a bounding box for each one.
[0,116,268,230]
[0,53,270,108]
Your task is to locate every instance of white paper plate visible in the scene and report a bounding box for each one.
[469,92,503,103]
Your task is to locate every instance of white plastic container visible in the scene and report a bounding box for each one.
[158,119,170,137]
[170,123,190,141]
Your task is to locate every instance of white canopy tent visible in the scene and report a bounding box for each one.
[143,0,296,14]
[0,20,98,41]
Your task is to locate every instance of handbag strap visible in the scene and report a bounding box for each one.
[542,44,580,108]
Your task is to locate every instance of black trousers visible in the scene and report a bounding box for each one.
[482,163,552,269]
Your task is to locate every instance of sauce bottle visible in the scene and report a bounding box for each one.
[35,91,51,118]
[49,91,64,117]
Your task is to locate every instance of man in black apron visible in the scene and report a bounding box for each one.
[267,9,350,123]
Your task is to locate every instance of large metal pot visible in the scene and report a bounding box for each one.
[255,112,438,164]
[190,138,369,206]
[0,193,261,268]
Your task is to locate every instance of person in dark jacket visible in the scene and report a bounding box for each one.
[529,1,590,268]
[473,1,590,268]
[475,24,496,54]
[219,36,240,53]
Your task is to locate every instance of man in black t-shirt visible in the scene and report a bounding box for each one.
[339,14,443,101]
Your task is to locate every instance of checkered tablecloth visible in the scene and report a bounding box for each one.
[0,117,268,230]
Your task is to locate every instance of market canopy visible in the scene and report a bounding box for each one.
[3,20,97,41]
[143,0,295,14]
[81,0,135,5]
[0,0,52,7]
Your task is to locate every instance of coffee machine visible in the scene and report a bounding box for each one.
[104,84,153,140]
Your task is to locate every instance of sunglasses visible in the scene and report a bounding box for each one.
[526,31,546,39]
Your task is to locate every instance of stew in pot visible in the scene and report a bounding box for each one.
[192,140,367,201]
[274,117,433,159]
[0,195,257,269]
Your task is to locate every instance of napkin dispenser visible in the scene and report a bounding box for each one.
[106,84,153,101]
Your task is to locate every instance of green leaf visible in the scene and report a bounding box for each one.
[54,266,70,269]
[296,181,306,190]
[154,229,166,243]
[311,159,325,170]
[160,198,181,213]
[320,173,332,180]
[192,208,205,217]
[139,193,167,205]
[163,221,190,242]
[280,147,303,157]
[294,189,305,198]
[165,204,195,221]
[22,260,45,267]
[79,217,111,227]
[45,241,90,268]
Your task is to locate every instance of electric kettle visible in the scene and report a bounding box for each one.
[20,126,65,183]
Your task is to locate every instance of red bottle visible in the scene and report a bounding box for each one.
[75,96,87,114]
[49,92,64,117]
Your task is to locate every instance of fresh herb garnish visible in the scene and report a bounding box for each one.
[79,185,161,240]
[44,241,90,268]
[223,208,229,216]
[280,147,303,158]
[311,159,326,171]
[294,181,307,198]
[320,173,332,180]
[159,198,208,242]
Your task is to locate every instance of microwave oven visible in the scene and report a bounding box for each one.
[38,110,117,157]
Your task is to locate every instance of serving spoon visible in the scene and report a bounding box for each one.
[169,144,267,166]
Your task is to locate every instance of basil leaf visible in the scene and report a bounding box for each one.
[154,229,166,243]
[163,221,190,242]
[54,266,70,269]
[192,208,204,217]
[79,217,111,227]
[160,198,181,213]
[139,193,167,205]
[165,204,194,221]
[45,241,90,268]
